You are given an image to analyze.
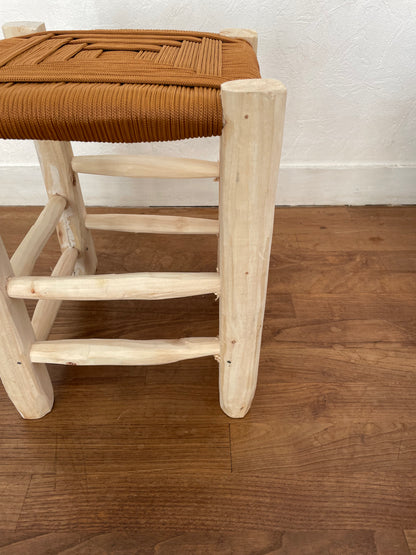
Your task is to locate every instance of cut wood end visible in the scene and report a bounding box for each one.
[2,21,46,38]
[219,29,258,51]
[220,28,257,38]
[221,79,287,95]
[220,400,251,419]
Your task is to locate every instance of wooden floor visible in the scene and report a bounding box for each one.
[0,205,416,553]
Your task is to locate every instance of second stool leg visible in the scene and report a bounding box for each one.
[219,79,286,418]
[35,141,97,276]
[0,237,53,418]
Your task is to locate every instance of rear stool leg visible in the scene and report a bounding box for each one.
[35,141,97,276]
[0,238,53,418]
[219,79,286,418]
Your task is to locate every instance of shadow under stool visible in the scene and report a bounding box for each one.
[0,21,286,419]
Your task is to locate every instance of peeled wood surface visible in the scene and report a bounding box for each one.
[7,271,220,301]
[219,79,286,417]
[31,247,78,341]
[35,140,97,276]
[0,206,416,551]
[31,337,220,366]
[86,213,219,234]
[0,236,53,420]
[72,155,219,179]
[2,21,45,38]
[10,194,66,277]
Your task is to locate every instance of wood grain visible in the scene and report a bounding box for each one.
[259,342,416,384]
[31,247,78,341]
[0,206,416,549]
[218,79,286,417]
[34,140,97,276]
[7,272,220,301]
[85,213,219,234]
[230,420,416,474]
[72,154,220,179]
[0,529,409,554]
[14,472,416,531]
[0,474,32,532]
[0,235,53,419]
[10,194,66,278]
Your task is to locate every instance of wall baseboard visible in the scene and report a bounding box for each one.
[1,165,415,206]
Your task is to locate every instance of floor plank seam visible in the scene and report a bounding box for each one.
[15,473,33,533]
[229,423,233,473]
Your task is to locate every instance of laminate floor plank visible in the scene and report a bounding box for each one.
[15,471,416,532]
[0,529,409,554]
[0,474,32,532]
[0,423,230,475]
[259,342,416,385]
[230,420,416,474]
[262,316,415,344]
[292,293,416,320]
[249,381,416,423]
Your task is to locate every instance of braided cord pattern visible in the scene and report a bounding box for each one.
[0,29,260,143]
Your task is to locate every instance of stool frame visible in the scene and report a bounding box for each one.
[0,21,286,419]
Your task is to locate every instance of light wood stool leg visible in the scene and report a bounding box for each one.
[35,141,97,275]
[219,79,286,418]
[0,237,53,418]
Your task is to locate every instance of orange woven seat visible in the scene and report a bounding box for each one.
[0,29,260,143]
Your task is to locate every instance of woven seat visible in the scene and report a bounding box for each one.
[0,29,260,143]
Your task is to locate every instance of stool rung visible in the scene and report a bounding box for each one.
[7,272,220,301]
[30,337,220,366]
[72,155,219,179]
[85,213,219,235]
[10,194,67,277]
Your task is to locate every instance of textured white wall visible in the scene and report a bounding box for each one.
[0,1,415,205]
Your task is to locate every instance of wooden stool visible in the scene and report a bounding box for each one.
[0,21,286,419]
